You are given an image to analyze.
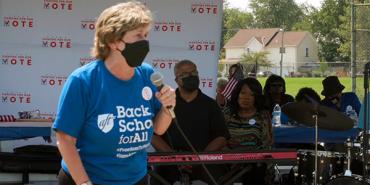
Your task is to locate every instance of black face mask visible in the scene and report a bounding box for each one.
[182,75,199,92]
[120,40,149,67]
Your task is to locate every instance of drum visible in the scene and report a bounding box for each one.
[326,174,370,185]
[294,150,346,185]
[351,130,370,175]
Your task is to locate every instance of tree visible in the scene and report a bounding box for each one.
[292,4,319,32]
[249,0,304,30]
[221,6,253,47]
[239,51,272,74]
[319,58,329,76]
[310,0,349,62]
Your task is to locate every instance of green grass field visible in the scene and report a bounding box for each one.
[256,77,365,101]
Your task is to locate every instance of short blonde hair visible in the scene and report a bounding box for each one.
[91,1,152,60]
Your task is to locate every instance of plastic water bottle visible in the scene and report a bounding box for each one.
[346,105,358,128]
[272,104,281,127]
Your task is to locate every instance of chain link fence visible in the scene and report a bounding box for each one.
[354,2,370,100]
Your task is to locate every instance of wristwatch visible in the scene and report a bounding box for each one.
[81,181,93,185]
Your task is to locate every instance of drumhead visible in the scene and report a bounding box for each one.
[326,175,370,185]
[298,150,346,157]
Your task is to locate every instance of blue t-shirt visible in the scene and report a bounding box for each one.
[53,61,161,185]
[321,92,361,114]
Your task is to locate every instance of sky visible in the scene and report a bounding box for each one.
[226,0,323,11]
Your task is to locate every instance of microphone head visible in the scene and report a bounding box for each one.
[150,72,164,88]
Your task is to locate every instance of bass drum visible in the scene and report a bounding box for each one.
[326,174,370,185]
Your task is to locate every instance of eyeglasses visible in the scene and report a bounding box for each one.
[176,70,198,79]
[271,83,283,87]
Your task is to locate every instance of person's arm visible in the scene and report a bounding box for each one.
[266,112,274,146]
[56,131,90,185]
[202,100,230,151]
[151,135,174,152]
[153,85,176,135]
[204,136,227,151]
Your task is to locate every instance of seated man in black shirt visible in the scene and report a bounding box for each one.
[151,59,230,184]
[263,74,295,114]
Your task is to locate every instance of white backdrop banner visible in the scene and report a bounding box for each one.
[0,0,222,118]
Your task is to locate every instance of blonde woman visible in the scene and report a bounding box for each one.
[53,2,175,185]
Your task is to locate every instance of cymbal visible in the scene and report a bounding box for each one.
[281,101,354,131]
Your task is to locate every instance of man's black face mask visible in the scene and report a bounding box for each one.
[181,75,199,92]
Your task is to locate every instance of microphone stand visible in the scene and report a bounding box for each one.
[303,94,320,185]
[363,63,369,181]
[172,116,218,185]
[312,100,319,185]
[303,95,320,185]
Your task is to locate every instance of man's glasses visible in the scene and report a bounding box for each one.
[176,70,198,79]
[271,83,283,87]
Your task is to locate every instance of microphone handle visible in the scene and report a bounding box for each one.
[156,84,176,118]
[167,107,176,119]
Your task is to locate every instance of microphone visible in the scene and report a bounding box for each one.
[150,72,176,118]
[150,72,165,91]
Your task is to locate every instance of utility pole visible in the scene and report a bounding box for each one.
[279,28,285,76]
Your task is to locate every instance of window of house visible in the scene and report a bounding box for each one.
[246,48,250,53]
[305,48,309,57]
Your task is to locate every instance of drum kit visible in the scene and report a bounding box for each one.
[282,101,369,185]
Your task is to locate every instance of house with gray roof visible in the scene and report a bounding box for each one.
[223,28,319,76]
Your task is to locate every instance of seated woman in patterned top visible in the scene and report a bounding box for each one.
[223,77,273,185]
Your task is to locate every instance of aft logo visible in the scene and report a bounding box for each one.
[79,57,95,66]
[42,37,72,48]
[154,21,182,32]
[81,19,95,30]
[44,0,73,11]
[41,75,67,86]
[98,114,115,133]
[1,92,31,104]
[200,77,213,88]
[191,1,218,15]
[3,16,34,29]
[188,40,216,51]
[152,58,180,69]
[1,55,32,67]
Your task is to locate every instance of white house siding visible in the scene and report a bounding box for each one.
[265,47,296,76]
[296,35,319,71]
[225,38,263,63]
[247,37,264,52]
[225,48,244,62]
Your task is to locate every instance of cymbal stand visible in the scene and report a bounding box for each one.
[344,138,352,176]
[313,114,318,185]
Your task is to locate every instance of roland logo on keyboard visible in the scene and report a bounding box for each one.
[199,154,223,161]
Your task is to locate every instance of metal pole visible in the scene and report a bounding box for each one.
[280,29,284,76]
[351,0,356,92]
[314,114,318,185]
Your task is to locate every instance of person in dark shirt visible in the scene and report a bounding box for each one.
[151,59,230,184]
[263,74,294,124]
[263,74,295,113]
